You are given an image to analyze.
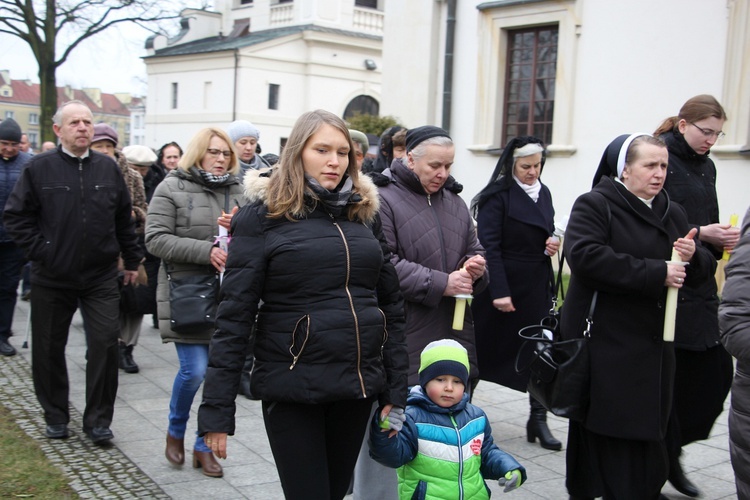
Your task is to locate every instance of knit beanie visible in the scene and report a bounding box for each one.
[227,120,260,144]
[122,145,157,166]
[0,118,22,142]
[418,339,470,389]
[405,125,451,153]
[91,123,119,146]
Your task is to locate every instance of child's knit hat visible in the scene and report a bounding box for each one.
[418,339,470,389]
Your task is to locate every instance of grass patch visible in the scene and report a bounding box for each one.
[0,405,78,498]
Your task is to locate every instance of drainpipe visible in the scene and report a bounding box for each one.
[441,0,456,134]
[233,48,239,121]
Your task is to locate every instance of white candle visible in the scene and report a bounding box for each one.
[663,248,680,342]
[452,294,472,331]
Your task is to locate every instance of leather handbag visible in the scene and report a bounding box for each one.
[167,268,219,334]
[516,290,598,422]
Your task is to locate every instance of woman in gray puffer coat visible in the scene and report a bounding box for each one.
[145,127,245,479]
[719,205,750,499]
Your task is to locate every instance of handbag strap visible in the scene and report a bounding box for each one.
[582,291,598,338]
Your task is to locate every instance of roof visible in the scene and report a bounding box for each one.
[146,23,382,58]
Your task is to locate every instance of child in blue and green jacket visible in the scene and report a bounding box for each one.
[369,339,527,499]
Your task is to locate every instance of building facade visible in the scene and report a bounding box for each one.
[380,0,750,224]
[143,0,385,155]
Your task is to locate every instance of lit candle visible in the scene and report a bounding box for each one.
[452,294,472,331]
[663,248,681,342]
[723,214,739,261]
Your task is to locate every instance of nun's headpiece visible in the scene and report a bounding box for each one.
[470,135,546,216]
[591,133,652,188]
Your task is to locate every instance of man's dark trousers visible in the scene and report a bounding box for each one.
[31,278,120,429]
[0,242,24,342]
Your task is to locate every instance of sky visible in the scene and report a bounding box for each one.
[1,22,155,97]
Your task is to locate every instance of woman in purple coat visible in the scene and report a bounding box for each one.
[470,136,561,450]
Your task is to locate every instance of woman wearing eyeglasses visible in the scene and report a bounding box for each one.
[653,94,738,498]
[145,127,246,478]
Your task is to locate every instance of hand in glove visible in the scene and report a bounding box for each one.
[498,469,523,493]
[378,405,405,437]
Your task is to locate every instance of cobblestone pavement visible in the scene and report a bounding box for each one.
[0,298,740,499]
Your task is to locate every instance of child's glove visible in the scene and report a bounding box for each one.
[379,407,405,432]
[498,469,523,493]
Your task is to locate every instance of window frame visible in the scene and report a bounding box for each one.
[268,83,280,110]
[472,1,577,157]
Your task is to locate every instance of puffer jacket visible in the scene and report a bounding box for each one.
[145,167,246,344]
[197,170,408,436]
[373,159,488,385]
[369,386,526,500]
[4,147,142,288]
[719,206,750,498]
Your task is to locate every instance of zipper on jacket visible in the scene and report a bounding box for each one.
[330,213,367,397]
[289,315,310,370]
[450,412,465,500]
[378,309,388,360]
[426,194,449,272]
[78,159,87,266]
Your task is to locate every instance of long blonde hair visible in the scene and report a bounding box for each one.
[266,110,369,221]
[178,127,240,175]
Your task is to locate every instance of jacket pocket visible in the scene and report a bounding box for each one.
[288,315,310,370]
[378,308,388,360]
[411,480,427,500]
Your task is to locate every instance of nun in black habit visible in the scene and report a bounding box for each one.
[470,136,562,450]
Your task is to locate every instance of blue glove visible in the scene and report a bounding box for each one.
[498,469,523,493]
[379,407,405,432]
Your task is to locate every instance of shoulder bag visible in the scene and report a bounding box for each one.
[167,267,220,334]
[515,289,598,423]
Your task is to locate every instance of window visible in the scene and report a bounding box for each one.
[268,84,280,110]
[28,132,38,149]
[502,26,558,145]
[203,82,212,109]
[29,113,39,125]
[4,111,13,119]
[343,95,380,120]
[472,1,577,156]
[171,82,178,109]
[133,115,142,129]
[355,0,378,8]
[240,0,253,4]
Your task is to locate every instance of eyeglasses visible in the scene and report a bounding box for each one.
[690,123,725,140]
[206,148,232,157]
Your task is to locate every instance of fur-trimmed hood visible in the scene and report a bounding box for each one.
[243,167,381,224]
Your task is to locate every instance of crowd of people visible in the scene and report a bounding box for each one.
[0,93,748,499]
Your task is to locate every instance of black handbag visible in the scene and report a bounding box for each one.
[516,290,598,422]
[167,269,219,334]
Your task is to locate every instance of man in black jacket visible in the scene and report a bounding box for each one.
[3,100,142,444]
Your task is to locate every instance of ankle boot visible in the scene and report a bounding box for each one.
[165,433,185,465]
[193,450,223,478]
[119,344,139,374]
[668,455,700,497]
[527,395,562,450]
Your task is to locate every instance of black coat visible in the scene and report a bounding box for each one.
[198,173,408,436]
[561,178,714,441]
[471,180,555,391]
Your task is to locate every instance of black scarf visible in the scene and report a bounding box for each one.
[304,174,361,218]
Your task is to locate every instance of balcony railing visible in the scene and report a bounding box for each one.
[353,7,384,34]
[270,4,294,26]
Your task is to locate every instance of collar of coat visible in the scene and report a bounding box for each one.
[242,166,381,224]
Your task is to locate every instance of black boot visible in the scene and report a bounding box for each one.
[668,454,700,497]
[119,343,139,374]
[527,395,562,450]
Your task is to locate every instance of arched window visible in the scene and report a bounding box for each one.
[343,95,379,120]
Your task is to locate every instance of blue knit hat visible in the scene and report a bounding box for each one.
[227,120,260,144]
[418,339,470,389]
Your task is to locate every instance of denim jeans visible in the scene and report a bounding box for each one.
[168,342,210,452]
[0,242,24,340]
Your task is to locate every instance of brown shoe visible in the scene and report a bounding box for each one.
[165,433,185,466]
[192,450,223,478]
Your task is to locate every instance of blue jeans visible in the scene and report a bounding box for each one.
[0,242,24,340]
[168,343,210,452]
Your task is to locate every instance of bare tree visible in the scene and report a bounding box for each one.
[0,0,195,142]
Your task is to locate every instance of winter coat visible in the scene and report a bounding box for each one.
[373,159,488,386]
[4,147,142,288]
[145,167,246,344]
[471,179,555,391]
[197,170,408,436]
[661,129,721,350]
[369,386,526,500]
[719,206,750,499]
[0,150,31,243]
[114,151,148,235]
[561,177,714,441]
